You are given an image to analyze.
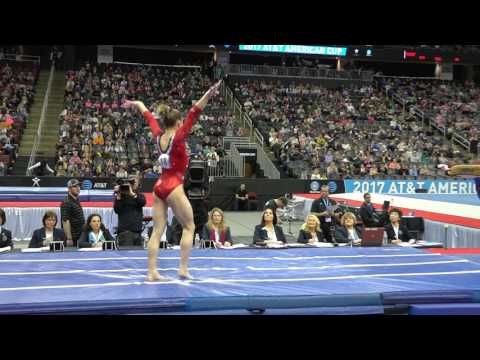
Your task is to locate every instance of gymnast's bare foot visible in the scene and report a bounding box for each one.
[178,269,194,280]
[146,271,169,282]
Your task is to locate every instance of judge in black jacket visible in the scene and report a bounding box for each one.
[297,214,325,244]
[78,213,115,248]
[384,208,415,244]
[253,208,286,245]
[29,211,66,248]
[335,212,364,245]
[0,208,13,249]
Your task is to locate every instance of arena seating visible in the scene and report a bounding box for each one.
[0,60,39,174]
[56,63,237,178]
[378,77,480,146]
[232,79,466,179]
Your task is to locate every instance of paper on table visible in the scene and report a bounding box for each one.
[221,244,248,249]
[396,242,416,247]
[21,247,50,253]
[310,242,335,248]
[77,247,103,252]
[417,241,443,246]
[287,243,307,248]
[0,246,12,253]
[266,243,288,248]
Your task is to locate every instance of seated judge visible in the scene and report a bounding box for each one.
[200,207,233,248]
[297,214,325,244]
[335,212,364,245]
[385,208,416,245]
[253,208,286,246]
[0,208,13,250]
[29,211,67,248]
[78,213,115,248]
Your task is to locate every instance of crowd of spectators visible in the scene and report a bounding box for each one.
[233,79,469,179]
[0,61,38,175]
[55,62,238,178]
[379,77,480,148]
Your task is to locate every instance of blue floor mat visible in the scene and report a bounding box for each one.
[1,247,480,314]
[409,303,480,315]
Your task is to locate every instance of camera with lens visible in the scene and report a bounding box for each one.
[115,178,135,196]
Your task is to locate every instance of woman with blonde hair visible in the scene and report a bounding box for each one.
[297,214,324,244]
[200,207,233,248]
[335,212,364,245]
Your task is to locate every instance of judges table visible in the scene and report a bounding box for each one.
[1,241,444,254]
[5,207,174,241]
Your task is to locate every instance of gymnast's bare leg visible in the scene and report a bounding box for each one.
[147,193,170,282]
[167,185,196,280]
[447,165,480,176]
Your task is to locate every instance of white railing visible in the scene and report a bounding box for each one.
[26,64,55,175]
[254,143,280,179]
[254,128,264,148]
[222,83,279,178]
[222,137,250,151]
[113,61,201,69]
[229,145,245,177]
[0,53,41,64]
[374,75,439,80]
[453,134,470,149]
[206,156,242,178]
[389,90,470,151]
[222,64,374,81]
[230,142,280,179]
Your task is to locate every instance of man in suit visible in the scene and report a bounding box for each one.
[0,208,12,249]
[359,193,389,228]
[29,211,67,248]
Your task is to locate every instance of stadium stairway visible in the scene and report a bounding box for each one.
[35,70,65,158]
[13,70,65,175]
[17,70,49,158]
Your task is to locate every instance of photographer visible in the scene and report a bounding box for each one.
[113,176,146,246]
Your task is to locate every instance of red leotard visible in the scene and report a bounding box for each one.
[143,106,202,200]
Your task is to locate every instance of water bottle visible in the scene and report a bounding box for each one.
[195,233,201,248]
[143,233,149,249]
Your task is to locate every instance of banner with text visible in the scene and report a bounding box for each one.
[344,179,478,195]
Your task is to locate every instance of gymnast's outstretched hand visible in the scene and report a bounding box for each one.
[122,100,148,113]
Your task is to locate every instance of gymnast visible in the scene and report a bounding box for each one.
[123,80,222,281]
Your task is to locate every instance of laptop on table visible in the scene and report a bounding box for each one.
[361,227,385,247]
